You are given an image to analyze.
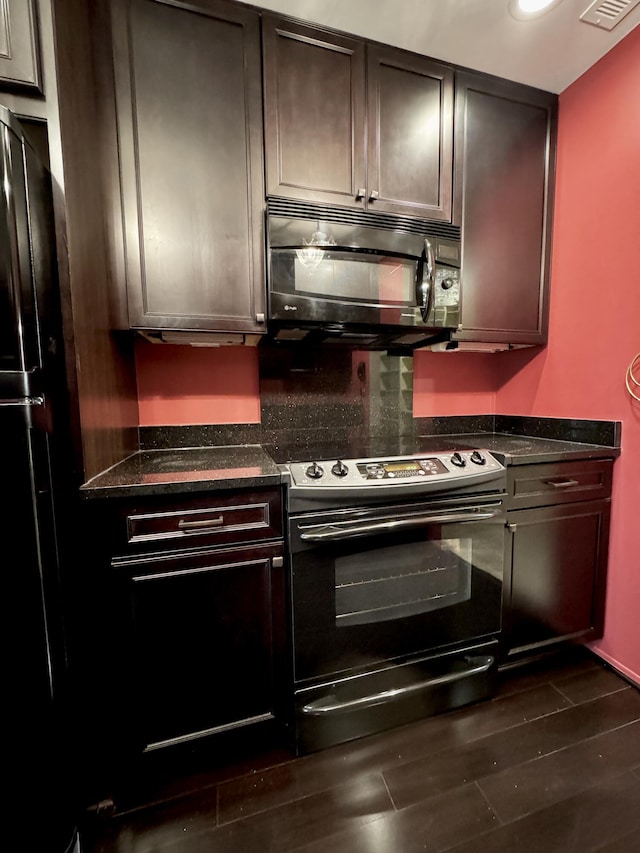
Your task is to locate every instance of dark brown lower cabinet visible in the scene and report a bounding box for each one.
[77,487,287,802]
[115,541,284,753]
[502,460,614,661]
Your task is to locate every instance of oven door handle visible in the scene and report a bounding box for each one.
[298,509,501,541]
[300,655,495,715]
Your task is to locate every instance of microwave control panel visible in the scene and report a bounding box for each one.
[434,266,460,307]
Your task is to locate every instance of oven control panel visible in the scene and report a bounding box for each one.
[286,450,505,492]
[357,458,448,480]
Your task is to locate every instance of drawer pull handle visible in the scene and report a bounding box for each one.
[178,516,224,532]
[301,655,495,715]
[545,479,580,489]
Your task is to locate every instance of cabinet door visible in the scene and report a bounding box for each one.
[366,46,453,221]
[111,0,265,332]
[504,499,610,659]
[262,15,366,209]
[453,73,557,345]
[118,542,284,752]
[0,0,41,93]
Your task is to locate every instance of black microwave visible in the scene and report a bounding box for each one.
[266,206,461,350]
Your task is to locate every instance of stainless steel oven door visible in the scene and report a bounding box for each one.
[289,496,505,687]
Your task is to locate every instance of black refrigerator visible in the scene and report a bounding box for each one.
[0,106,80,851]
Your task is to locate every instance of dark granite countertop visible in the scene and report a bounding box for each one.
[413,432,620,466]
[80,445,282,499]
[80,431,619,499]
[264,431,620,466]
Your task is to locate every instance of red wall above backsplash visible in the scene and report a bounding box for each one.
[136,338,261,425]
[413,352,498,416]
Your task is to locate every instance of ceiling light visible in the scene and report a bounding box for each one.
[520,0,557,11]
[508,0,564,19]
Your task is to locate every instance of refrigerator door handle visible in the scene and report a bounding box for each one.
[0,396,45,407]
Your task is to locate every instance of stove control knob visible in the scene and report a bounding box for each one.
[470,451,486,466]
[331,460,349,478]
[451,452,466,468]
[305,462,324,480]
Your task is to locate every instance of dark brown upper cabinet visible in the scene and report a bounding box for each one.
[452,72,557,346]
[262,16,454,221]
[0,0,42,93]
[110,0,266,334]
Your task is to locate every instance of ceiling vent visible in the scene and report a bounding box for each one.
[580,0,640,30]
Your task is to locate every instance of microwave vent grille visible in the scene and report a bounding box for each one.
[267,198,461,241]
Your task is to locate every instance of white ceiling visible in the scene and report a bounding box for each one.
[245,0,640,93]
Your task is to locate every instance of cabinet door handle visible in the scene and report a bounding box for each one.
[369,189,379,202]
[507,522,518,533]
[178,516,224,532]
[355,187,367,201]
[545,479,580,489]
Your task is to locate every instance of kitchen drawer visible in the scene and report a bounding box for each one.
[109,488,283,556]
[506,459,613,511]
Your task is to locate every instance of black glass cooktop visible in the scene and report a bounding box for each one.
[264,434,483,465]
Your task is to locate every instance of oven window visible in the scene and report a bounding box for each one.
[335,539,472,627]
[273,249,417,306]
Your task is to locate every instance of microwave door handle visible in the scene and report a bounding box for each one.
[417,239,435,322]
[298,508,501,542]
[415,252,425,315]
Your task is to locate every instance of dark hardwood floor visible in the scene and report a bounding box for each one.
[80,650,640,852]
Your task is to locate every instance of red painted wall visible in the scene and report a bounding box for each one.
[136,338,261,425]
[495,27,640,683]
[413,352,498,415]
